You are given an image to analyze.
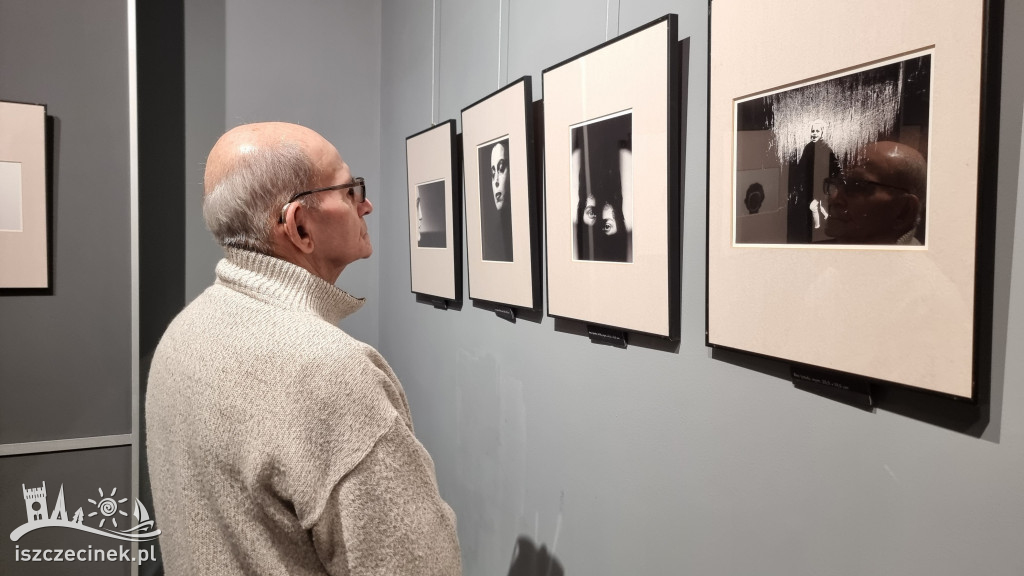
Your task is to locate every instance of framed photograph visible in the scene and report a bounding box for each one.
[461,77,541,311]
[707,0,1002,398]
[0,100,49,291]
[542,14,680,339]
[406,120,462,305]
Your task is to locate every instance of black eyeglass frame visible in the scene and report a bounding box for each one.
[278,177,366,223]
[822,176,910,198]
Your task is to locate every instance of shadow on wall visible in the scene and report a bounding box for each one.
[507,536,564,576]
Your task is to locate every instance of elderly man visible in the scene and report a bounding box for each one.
[823,140,926,245]
[146,122,461,575]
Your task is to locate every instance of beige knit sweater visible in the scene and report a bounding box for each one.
[146,249,461,575]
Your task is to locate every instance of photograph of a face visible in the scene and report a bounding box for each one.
[477,137,513,262]
[734,51,931,246]
[460,77,539,311]
[416,179,447,248]
[543,15,678,338]
[570,111,633,262]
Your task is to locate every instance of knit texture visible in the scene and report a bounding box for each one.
[146,249,461,575]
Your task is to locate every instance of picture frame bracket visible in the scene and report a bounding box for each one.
[587,325,628,349]
[791,365,873,408]
[494,305,516,323]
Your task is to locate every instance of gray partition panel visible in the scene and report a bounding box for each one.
[0,447,133,576]
[0,0,132,443]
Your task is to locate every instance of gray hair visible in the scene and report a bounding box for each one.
[203,140,318,253]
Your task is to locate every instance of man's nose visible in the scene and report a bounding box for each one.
[360,198,373,215]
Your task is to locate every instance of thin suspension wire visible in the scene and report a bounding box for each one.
[497,0,503,88]
[605,0,621,40]
[431,0,438,125]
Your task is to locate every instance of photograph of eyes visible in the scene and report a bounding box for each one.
[415,180,447,248]
[733,51,931,247]
[476,136,513,262]
[570,111,633,262]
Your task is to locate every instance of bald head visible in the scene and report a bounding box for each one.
[202,122,335,253]
[204,123,328,196]
[854,141,927,202]
[824,141,927,244]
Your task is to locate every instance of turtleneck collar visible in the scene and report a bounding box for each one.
[214,248,365,325]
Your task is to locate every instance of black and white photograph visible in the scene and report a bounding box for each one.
[570,111,633,263]
[709,0,996,398]
[734,51,932,247]
[415,179,447,249]
[543,14,679,339]
[477,136,513,262]
[460,77,541,311]
[407,119,461,304]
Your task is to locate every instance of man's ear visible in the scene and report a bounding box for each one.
[894,193,920,232]
[281,202,316,255]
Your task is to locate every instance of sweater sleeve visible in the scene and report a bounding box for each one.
[310,417,462,576]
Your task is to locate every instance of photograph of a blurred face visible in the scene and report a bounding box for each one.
[416,180,447,248]
[570,112,633,263]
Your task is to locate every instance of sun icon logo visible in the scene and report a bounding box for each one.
[87,487,128,529]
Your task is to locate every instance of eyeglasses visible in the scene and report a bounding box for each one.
[823,176,909,198]
[279,177,366,223]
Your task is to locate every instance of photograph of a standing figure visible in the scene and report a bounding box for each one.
[477,137,513,261]
[570,111,633,262]
[734,50,932,246]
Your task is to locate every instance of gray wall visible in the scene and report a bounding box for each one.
[184,0,383,346]
[379,2,1024,576]
[0,0,133,443]
[184,0,226,304]
[173,1,1024,574]
[0,447,132,576]
[1,1,135,574]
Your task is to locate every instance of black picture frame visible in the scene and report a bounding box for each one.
[460,77,542,313]
[705,0,1004,400]
[541,14,681,341]
[406,120,463,307]
[0,100,52,294]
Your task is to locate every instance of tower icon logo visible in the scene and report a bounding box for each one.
[22,483,48,523]
[10,481,160,543]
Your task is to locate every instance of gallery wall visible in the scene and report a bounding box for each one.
[183,0,384,347]
[0,1,135,574]
[0,0,133,444]
[377,1,1024,575]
